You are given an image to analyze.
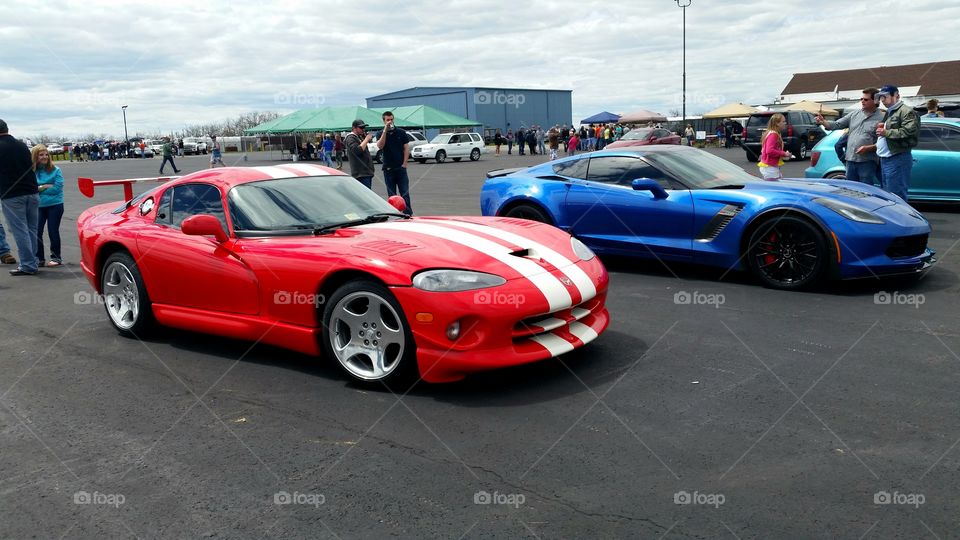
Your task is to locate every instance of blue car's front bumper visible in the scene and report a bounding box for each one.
[829,202,936,279]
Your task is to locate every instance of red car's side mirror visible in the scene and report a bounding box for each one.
[387,195,407,213]
[181,214,228,243]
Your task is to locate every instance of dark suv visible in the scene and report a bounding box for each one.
[742,111,825,162]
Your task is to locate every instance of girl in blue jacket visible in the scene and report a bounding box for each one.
[31,145,64,266]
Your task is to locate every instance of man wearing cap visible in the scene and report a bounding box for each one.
[874,85,919,201]
[816,87,884,186]
[345,120,375,190]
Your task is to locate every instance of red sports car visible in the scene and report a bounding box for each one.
[604,127,681,149]
[77,164,609,384]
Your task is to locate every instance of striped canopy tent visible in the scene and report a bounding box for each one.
[618,108,668,124]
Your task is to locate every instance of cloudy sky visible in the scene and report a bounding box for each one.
[3,0,958,139]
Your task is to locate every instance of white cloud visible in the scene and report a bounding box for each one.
[2,0,958,138]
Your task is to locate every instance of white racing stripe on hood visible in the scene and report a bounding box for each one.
[429,220,597,302]
[280,163,333,176]
[253,166,300,179]
[364,222,572,312]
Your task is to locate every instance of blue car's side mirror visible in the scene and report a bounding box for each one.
[631,178,669,199]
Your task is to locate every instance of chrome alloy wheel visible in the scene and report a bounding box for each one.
[102,261,140,331]
[329,291,405,380]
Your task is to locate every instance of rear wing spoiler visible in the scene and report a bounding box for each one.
[485,167,523,179]
[78,176,182,202]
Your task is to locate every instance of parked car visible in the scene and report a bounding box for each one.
[605,127,681,148]
[482,145,934,290]
[183,137,207,155]
[805,117,960,202]
[372,131,427,163]
[45,143,65,155]
[742,111,826,162]
[75,164,609,384]
[411,132,485,163]
[145,140,164,156]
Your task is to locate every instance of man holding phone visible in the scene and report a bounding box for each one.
[376,111,412,215]
[816,87,884,186]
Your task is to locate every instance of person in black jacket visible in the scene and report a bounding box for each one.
[0,119,40,274]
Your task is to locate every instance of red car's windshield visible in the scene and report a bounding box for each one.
[228,176,396,233]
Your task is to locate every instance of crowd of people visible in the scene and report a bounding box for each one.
[295,134,346,169]
[492,123,628,157]
[0,119,65,275]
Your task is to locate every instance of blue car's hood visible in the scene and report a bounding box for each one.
[740,178,900,211]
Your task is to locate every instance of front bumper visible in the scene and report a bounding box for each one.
[830,203,937,279]
[392,258,610,383]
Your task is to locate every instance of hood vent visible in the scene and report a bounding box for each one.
[354,240,421,255]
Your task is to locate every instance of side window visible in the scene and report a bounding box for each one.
[448,135,460,144]
[169,183,227,231]
[586,157,643,185]
[918,126,960,152]
[552,157,589,180]
[155,188,172,225]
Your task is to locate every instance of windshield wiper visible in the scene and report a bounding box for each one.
[313,212,410,235]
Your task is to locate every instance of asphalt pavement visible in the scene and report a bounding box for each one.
[1,148,959,539]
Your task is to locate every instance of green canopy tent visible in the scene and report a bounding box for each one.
[371,105,481,133]
[291,106,385,133]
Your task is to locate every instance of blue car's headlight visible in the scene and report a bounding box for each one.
[571,237,595,261]
[412,270,506,292]
[813,197,885,224]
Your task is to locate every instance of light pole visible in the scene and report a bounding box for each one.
[676,0,691,136]
[121,105,129,158]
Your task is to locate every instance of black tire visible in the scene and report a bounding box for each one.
[470,148,481,161]
[452,157,461,162]
[503,203,552,224]
[100,251,156,336]
[825,172,846,180]
[416,158,426,164]
[436,150,446,163]
[745,150,759,163]
[795,142,808,161]
[374,150,383,164]
[746,216,828,290]
[321,279,418,387]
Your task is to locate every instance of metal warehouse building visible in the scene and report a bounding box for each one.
[366,87,573,140]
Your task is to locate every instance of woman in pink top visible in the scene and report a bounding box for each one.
[758,114,793,180]
[566,130,579,156]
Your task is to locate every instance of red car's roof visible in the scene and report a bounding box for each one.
[171,164,349,191]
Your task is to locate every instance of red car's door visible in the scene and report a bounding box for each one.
[136,183,260,315]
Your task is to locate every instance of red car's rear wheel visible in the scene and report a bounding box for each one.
[101,251,155,336]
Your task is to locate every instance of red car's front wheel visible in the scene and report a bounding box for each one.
[322,280,417,386]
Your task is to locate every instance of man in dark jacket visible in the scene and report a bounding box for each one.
[0,119,40,274]
[344,119,376,189]
[875,85,920,201]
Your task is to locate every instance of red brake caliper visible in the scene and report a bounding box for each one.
[764,232,777,266]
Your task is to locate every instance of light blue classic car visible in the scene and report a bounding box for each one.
[805,117,960,202]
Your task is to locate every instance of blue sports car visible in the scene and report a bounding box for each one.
[805,117,960,202]
[481,146,935,290]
